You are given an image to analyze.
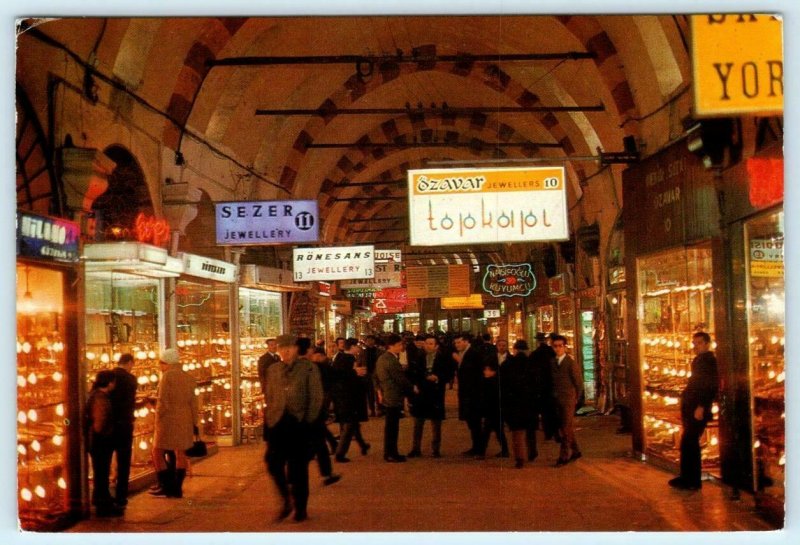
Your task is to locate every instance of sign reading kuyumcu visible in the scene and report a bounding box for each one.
[293,245,375,282]
[408,167,569,246]
[215,200,319,245]
[691,14,783,116]
[482,263,536,298]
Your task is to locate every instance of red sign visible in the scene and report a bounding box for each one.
[134,213,170,247]
[747,157,783,209]
[371,288,408,314]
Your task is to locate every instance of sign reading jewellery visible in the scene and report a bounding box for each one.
[17,211,80,263]
[482,263,536,297]
[407,167,569,246]
[293,245,375,282]
[215,200,319,245]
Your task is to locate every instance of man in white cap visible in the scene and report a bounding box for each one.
[150,347,198,498]
[263,334,324,522]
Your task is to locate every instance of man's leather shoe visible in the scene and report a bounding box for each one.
[384,455,407,463]
[275,500,293,522]
[554,458,569,467]
[432,451,441,458]
[495,451,510,458]
[515,459,525,469]
[360,443,371,456]
[462,449,477,456]
[668,477,700,490]
[293,510,308,522]
[335,456,351,463]
[406,449,421,458]
[323,474,341,486]
[96,505,124,517]
[569,451,582,462]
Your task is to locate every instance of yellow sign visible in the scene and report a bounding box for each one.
[691,14,783,116]
[441,294,484,310]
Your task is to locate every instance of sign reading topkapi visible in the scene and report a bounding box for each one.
[408,167,569,246]
[215,200,319,245]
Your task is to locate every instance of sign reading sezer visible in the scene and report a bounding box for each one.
[482,263,536,298]
[293,246,375,282]
[339,261,402,288]
[215,200,319,245]
[17,211,80,263]
[408,167,569,246]
[691,14,783,116]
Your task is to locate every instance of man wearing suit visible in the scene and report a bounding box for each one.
[550,335,584,466]
[109,353,138,508]
[374,333,416,462]
[454,334,484,456]
[407,335,455,458]
[669,332,719,490]
[258,338,281,440]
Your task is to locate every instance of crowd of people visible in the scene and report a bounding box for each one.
[84,328,717,524]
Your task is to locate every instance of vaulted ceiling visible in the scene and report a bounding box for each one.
[16,15,693,265]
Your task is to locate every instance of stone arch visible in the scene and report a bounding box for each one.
[92,145,151,238]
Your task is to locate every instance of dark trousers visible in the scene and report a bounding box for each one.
[90,438,115,508]
[466,416,482,452]
[479,414,509,455]
[383,406,403,458]
[680,417,708,487]
[265,416,311,516]
[336,421,367,458]
[412,417,442,454]
[312,420,333,477]
[112,425,133,503]
[556,398,580,461]
[365,375,376,415]
[526,426,538,459]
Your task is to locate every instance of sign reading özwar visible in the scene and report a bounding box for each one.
[408,167,569,246]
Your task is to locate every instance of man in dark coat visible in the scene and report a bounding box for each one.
[530,332,558,441]
[550,335,584,466]
[331,339,370,462]
[375,333,416,462]
[258,338,281,441]
[109,353,138,508]
[477,358,509,459]
[407,335,455,458]
[669,332,719,490]
[362,335,381,416]
[454,334,484,456]
[500,343,537,468]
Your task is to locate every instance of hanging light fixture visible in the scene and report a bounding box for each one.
[19,266,36,315]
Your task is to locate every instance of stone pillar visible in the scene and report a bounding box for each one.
[60,147,116,238]
[161,182,202,254]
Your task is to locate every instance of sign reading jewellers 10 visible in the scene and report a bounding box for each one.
[408,167,569,245]
[482,263,536,298]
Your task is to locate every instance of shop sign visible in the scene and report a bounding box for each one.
[406,264,471,299]
[293,246,375,282]
[134,213,171,247]
[481,263,536,298]
[484,309,501,318]
[691,14,783,117]
[344,287,378,298]
[371,288,408,314]
[750,238,784,278]
[548,274,567,297]
[17,211,80,263]
[441,294,484,310]
[375,249,402,262]
[215,200,319,245]
[408,166,569,245]
[317,282,331,296]
[609,265,626,286]
[747,157,784,209]
[180,253,237,283]
[331,299,352,315]
[339,261,402,289]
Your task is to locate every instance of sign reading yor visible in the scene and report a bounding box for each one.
[408,167,569,245]
[293,246,375,282]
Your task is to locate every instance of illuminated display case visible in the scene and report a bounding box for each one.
[239,288,283,429]
[557,297,575,351]
[744,210,784,510]
[17,264,70,530]
[84,268,167,482]
[176,281,232,441]
[637,245,720,474]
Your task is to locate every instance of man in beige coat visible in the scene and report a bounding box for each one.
[150,348,198,498]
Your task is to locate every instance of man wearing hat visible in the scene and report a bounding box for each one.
[263,334,324,522]
[150,348,198,498]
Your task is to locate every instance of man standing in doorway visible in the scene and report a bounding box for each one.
[264,335,324,522]
[109,353,137,508]
[669,331,719,491]
[550,335,584,466]
[375,333,415,462]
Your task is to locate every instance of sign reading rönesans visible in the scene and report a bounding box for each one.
[293,245,375,282]
[215,200,319,245]
[482,263,536,298]
[408,167,569,245]
[691,14,783,116]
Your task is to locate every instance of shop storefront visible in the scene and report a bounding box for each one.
[623,138,723,478]
[175,253,237,446]
[606,219,629,421]
[16,212,82,530]
[82,242,181,491]
[718,132,784,523]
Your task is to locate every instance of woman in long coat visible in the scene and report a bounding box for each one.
[151,348,198,498]
[331,339,369,462]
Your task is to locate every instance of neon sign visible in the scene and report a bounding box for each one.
[134,213,170,246]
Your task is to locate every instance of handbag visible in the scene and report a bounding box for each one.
[185,435,207,457]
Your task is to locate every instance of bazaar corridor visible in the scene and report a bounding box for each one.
[68,393,774,533]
